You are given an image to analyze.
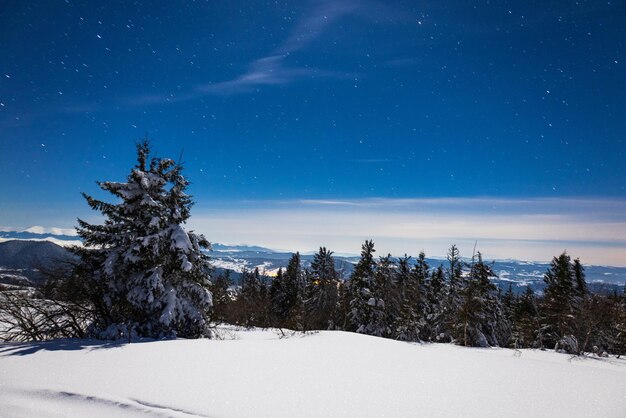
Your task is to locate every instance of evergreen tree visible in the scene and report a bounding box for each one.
[441,244,463,341]
[425,264,446,341]
[457,253,509,346]
[573,258,588,298]
[270,253,304,329]
[571,258,592,349]
[256,268,271,327]
[394,255,420,341]
[210,270,232,323]
[539,252,577,349]
[74,140,212,339]
[348,240,385,336]
[240,268,266,327]
[269,267,286,324]
[284,252,305,330]
[615,285,626,357]
[446,244,463,289]
[502,283,516,324]
[412,252,430,341]
[482,275,511,346]
[577,293,616,354]
[376,254,398,338]
[334,279,350,331]
[511,286,539,348]
[305,247,339,330]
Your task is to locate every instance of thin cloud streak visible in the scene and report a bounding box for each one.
[275,0,362,55]
[195,56,347,96]
[295,197,626,221]
[128,0,379,105]
[190,197,626,266]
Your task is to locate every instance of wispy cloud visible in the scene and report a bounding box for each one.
[195,56,341,96]
[129,55,322,105]
[296,197,626,220]
[189,197,626,266]
[128,0,385,105]
[275,0,365,55]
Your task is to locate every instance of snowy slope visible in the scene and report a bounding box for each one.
[1,327,625,417]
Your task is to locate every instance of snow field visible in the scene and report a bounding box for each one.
[1,327,625,417]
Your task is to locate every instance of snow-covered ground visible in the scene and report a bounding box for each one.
[1,327,625,417]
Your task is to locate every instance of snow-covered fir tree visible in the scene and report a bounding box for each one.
[573,258,588,298]
[412,251,431,341]
[502,284,516,328]
[286,252,306,330]
[348,240,386,336]
[75,140,213,339]
[394,255,422,341]
[270,252,304,329]
[616,285,626,357]
[539,251,578,348]
[457,252,510,347]
[511,286,539,348]
[269,267,287,324]
[425,264,446,341]
[210,270,233,323]
[240,267,267,327]
[376,254,398,338]
[334,279,351,330]
[440,244,463,341]
[305,247,339,330]
[571,258,594,348]
[576,293,616,354]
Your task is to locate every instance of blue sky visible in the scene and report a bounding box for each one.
[1,1,625,264]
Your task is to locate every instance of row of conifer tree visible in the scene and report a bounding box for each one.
[211,242,626,355]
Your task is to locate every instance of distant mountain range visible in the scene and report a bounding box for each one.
[1,228,624,294]
[0,240,76,286]
[0,227,81,247]
[207,244,626,294]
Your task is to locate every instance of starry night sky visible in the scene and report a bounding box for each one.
[1,1,625,263]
